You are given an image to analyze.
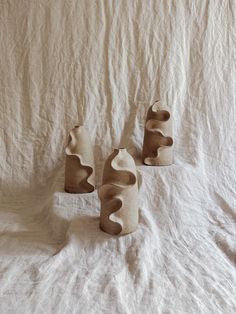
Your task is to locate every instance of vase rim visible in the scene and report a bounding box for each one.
[114,147,127,151]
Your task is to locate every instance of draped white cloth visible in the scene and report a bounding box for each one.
[0,1,235,313]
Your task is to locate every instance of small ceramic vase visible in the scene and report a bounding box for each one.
[65,125,95,193]
[98,148,139,235]
[142,100,173,166]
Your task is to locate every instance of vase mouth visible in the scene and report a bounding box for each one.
[74,124,84,129]
[114,147,127,152]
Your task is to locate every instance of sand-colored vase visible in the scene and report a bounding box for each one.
[64,125,95,193]
[142,100,173,166]
[98,148,139,235]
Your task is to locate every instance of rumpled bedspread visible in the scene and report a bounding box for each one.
[0,1,235,313]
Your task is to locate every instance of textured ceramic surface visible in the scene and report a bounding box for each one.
[142,100,173,166]
[65,125,95,193]
[99,148,139,235]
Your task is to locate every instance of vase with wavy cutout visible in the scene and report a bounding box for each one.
[64,125,95,193]
[98,148,139,235]
[142,100,173,166]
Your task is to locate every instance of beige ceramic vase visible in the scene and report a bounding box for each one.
[64,125,95,193]
[142,100,173,166]
[98,148,139,235]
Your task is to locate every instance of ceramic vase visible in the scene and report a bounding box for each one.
[142,100,173,166]
[64,125,95,193]
[98,148,139,235]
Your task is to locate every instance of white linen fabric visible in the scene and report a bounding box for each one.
[0,1,235,313]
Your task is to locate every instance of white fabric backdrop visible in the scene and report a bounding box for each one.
[0,1,236,313]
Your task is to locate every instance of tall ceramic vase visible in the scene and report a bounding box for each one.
[142,100,173,166]
[98,148,139,235]
[65,125,95,193]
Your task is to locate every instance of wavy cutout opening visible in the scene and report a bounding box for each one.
[156,132,173,147]
[110,150,137,186]
[151,106,170,122]
[65,128,94,192]
[99,150,137,235]
[143,105,173,165]
[100,195,123,235]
